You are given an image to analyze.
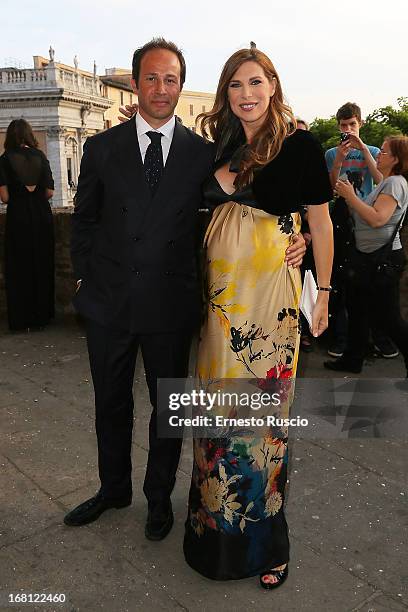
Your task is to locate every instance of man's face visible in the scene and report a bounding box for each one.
[338,116,362,137]
[132,49,181,128]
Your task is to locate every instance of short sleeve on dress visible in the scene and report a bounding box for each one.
[378,176,407,209]
[0,155,7,186]
[301,134,333,205]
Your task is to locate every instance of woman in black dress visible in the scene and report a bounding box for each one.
[0,119,55,331]
[183,45,333,589]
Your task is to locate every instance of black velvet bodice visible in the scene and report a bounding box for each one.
[202,129,333,216]
[203,174,257,209]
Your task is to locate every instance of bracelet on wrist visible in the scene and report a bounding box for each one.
[316,285,332,292]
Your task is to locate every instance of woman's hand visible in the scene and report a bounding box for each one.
[335,178,354,200]
[117,103,139,123]
[311,295,329,337]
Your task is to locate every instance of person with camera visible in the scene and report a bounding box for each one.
[325,102,399,360]
[326,103,381,196]
[324,136,408,376]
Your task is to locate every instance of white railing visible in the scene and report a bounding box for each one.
[0,69,48,84]
[0,67,99,95]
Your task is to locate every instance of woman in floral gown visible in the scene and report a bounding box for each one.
[183,45,333,589]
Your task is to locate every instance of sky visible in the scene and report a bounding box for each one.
[2,0,407,122]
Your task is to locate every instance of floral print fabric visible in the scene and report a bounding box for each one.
[184,201,302,580]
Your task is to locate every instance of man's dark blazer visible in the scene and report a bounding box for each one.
[71,116,215,333]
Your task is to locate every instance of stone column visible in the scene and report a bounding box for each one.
[78,128,89,159]
[46,126,69,207]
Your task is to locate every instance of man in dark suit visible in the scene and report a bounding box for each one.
[65,38,306,539]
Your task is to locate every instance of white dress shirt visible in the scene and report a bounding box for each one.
[135,113,176,165]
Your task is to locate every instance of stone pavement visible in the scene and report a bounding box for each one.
[0,317,407,612]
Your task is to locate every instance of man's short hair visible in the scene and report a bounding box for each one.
[336,102,362,123]
[296,117,309,130]
[132,37,186,87]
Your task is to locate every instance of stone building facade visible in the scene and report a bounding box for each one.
[0,51,111,207]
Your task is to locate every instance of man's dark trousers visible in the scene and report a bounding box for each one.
[86,319,192,504]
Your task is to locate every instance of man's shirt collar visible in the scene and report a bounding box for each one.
[136,112,176,141]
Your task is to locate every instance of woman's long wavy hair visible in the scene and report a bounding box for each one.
[196,46,296,187]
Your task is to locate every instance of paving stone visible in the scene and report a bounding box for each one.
[0,525,185,611]
[0,457,61,549]
[353,593,408,611]
[310,439,408,489]
[287,470,408,604]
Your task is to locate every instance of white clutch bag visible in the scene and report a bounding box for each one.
[300,269,318,328]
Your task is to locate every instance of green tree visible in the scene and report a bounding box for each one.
[360,121,401,148]
[366,97,408,136]
[309,117,339,150]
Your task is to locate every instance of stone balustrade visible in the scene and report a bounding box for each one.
[0,66,99,95]
[0,69,48,84]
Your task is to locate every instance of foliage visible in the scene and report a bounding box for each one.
[366,97,408,135]
[309,117,338,151]
[359,121,401,149]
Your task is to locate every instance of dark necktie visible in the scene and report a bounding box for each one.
[144,131,164,194]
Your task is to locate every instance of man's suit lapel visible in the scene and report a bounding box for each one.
[111,118,192,231]
[111,116,151,207]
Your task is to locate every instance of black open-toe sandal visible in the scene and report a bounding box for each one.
[259,564,288,590]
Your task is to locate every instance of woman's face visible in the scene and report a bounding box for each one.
[227,61,276,132]
[377,140,397,174]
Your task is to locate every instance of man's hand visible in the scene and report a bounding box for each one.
[285,233,306,268]
[347,133,365,151]
[336,141,351,161]
[118,103,139,123]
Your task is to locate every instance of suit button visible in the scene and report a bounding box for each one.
[122,206,128,213]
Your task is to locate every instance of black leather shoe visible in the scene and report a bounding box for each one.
[145,500,173,541]
[324,358,362,374]
[63,493,132,526]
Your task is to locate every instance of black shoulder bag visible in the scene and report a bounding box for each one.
[342,210,407,287]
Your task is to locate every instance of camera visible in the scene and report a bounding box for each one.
[347,170,363,195]
[340,132,350,143]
